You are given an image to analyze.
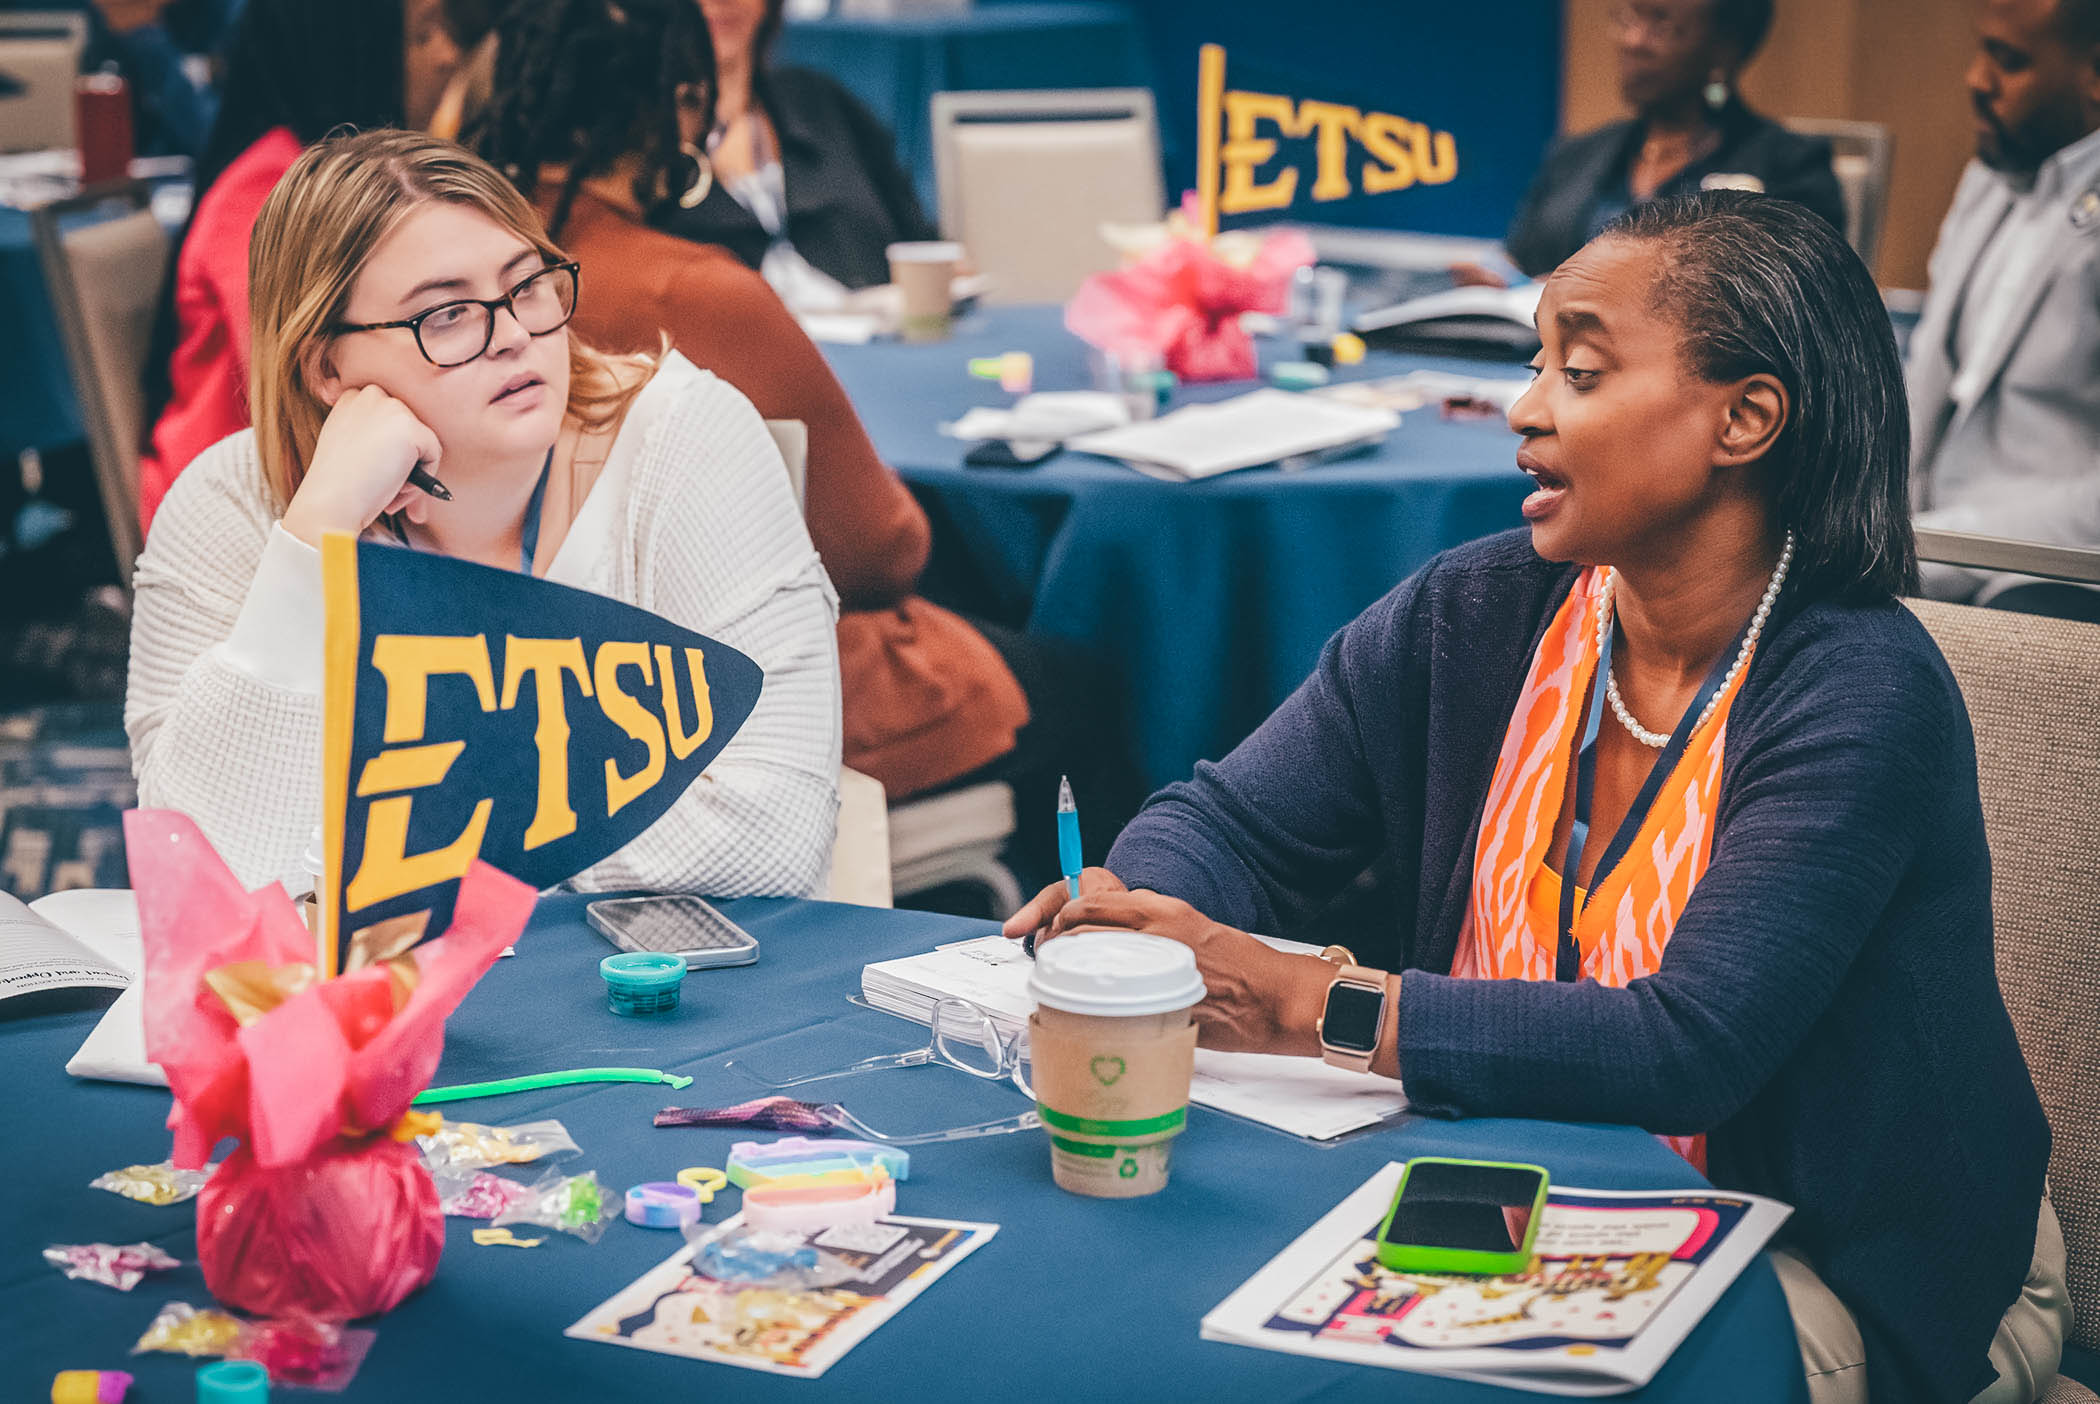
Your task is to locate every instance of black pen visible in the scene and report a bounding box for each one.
[407,463,452,501]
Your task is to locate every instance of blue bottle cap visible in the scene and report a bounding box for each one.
[196,1359,270,1404]
[600,951,687,1016]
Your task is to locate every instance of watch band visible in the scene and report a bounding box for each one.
[1318,962,1386,1074]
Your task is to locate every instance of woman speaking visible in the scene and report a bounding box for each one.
[1009,194,2064,1403]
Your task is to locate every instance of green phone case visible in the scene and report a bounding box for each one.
[1373,1156,1551,1276]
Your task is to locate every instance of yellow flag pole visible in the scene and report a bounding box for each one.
[1195,43,1226,243]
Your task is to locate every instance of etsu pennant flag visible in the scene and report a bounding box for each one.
[1194,43,1462,238]
[318,535,763,973]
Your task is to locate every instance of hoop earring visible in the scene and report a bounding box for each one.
[672,140,713,209]
[1704,70,1730,110]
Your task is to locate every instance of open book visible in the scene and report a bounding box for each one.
[0,888,133,1008]
[1353,283,1544,353]
[1202,1164,1791,1395]
[1065,389,1399,481]
[861,934,1407,1140]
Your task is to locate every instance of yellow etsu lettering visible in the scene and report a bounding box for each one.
[500,636,592,851]
[346,632,714,910]
[594,641,665,817]
[1215,88,1458,217]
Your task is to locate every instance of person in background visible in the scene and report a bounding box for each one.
[470,0,1139,886]
[128,128,841,897]
[1011,194,2063,1403]
[5,0,233,159]
[1908,0,2100,618]
[649,0,938,308]
[1467,0,1845,283]
[136,0,461,535]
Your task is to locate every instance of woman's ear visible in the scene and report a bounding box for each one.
[304,340,346,409]
[1714,373,1788,469]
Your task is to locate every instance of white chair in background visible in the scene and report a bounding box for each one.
[930,88,1164,304]
[31,181,171,586]
[1784,117,1894,273]
[0,11,86,153]
[764,419,1024,917]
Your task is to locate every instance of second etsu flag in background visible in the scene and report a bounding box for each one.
[318,535,763,973]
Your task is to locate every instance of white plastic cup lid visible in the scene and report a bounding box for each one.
[1028,932,1206,1017]
[887,240,963,264]
[301,825,325,880]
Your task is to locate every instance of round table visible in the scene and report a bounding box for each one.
[821,304,1536,794]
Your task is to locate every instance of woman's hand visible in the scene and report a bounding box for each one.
[1001,866,1128,948]
[1034,887,1333,1056]
[280,385,444,547]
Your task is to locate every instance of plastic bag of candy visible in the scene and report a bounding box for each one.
[229,1316,378,1393]
[416,1119,579,1175]
[131,1301,244,1357]
[432,1169,534,1220]
[490,1168,619,1244]
[44,1242,180,1291]
[91,1160,217,1206]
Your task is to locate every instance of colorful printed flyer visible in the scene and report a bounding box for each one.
[1202,1166,1790,1396]
[568,1214,996,1379]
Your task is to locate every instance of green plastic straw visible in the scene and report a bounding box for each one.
[412,1067,695,1106]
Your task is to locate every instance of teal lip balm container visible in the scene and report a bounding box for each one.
[599,952,687,1016]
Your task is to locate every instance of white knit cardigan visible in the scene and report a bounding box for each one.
[126,352,843,895]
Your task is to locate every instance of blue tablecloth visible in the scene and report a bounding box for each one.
[822,304,1534,793]
[777,3,1156,217]
[4,894,1804,1400]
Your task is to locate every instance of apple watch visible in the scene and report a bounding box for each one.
[1317,951,1388,1074]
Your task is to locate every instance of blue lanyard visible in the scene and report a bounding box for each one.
[388,450,551,573]
[1555,609,1752,982]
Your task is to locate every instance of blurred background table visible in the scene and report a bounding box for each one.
[823,305,1533,794]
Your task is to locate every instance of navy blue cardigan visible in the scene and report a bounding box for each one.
[1108,531,2047,1403]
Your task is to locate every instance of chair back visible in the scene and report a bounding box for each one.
[1909,535,2100,1349]
[0,11,85,152]
[931,88,1163,304]
[1783,117,1894,272]
[31,182,169,585]
[764,418,808,511]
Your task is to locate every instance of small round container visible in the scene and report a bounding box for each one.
[600,952,687,1016]
[196,1359,270,1404]
[625,1180,703,1229]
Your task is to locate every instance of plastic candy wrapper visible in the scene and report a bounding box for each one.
[434,1169,535,1219]
[91,1159,216,1206]
[491,1168,620,1244]
[229,1316,378,1393]
[653,1096,843,1132]
[417,1118,578,1175]
[1065,211,1313,383]
[131,1300,244,1357]
[44,1241,179,1291]
[126,810,537,1319]
[685,1224,857,1290]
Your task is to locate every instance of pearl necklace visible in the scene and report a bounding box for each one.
[1597,531,1795,750]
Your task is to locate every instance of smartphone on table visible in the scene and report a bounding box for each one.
[585,895,759,970]
[1373,1156,1551,1275]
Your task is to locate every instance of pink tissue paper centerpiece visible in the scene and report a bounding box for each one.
[1064,209,1314,382]
[127,809,535,1320]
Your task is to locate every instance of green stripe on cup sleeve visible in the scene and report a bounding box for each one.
[1036,1105,1187,1138]
[1049,1136,1118,1158]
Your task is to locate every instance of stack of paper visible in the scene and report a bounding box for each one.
[861,934,1407,1141]
[1066,388,1399,481]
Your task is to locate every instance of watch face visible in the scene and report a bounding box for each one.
[1323,980,1384,1052]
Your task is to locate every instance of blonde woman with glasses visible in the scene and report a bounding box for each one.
[126,128,842,897]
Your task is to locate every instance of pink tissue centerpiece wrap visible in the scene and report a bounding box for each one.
[1064,222,1314,382]
[127,809,535,1319]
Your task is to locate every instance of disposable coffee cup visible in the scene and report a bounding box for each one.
[1027,932,1205,1198]
[887,240,962,342]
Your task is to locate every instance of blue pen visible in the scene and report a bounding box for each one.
[1057,775,1083,900]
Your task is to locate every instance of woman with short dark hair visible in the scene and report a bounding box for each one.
[1008,193,2067,1403]
[1495,0,1846,279]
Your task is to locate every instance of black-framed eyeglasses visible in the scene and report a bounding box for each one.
[334,261,581,369]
